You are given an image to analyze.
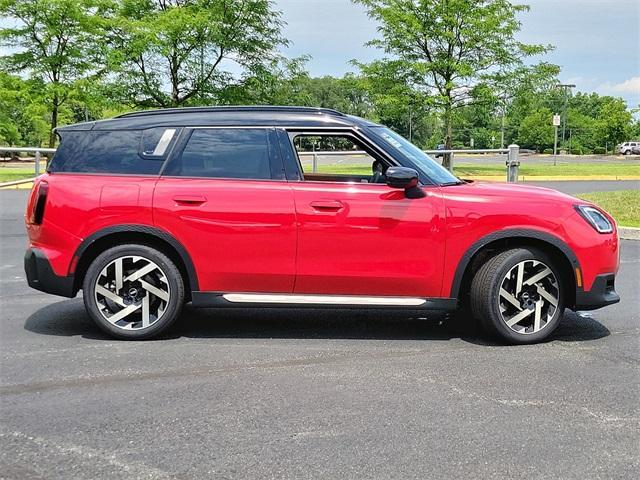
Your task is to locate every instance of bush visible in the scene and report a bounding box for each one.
[543,148,554,154]
[593,147,606,154]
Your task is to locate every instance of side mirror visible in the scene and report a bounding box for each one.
[385,166,419,190]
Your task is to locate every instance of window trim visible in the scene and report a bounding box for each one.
[282,128,399,185]
[159,126,285,181]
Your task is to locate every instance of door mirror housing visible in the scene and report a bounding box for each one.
[385,167,419,190]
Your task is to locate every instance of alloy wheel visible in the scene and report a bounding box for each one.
[93,255,171,331]
[497,259,560,334]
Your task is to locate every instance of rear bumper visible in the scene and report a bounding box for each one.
[24,248,76,298]
[574,273,619,311]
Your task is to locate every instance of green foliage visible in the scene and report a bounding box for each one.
[0,0,110,145]
[0,0,636,152]
[354,0,551,167]
[108,0,288,107]
[517,108,555,151]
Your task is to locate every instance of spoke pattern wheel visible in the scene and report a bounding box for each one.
[498,259,559,334]
[470,247,565,344]
[94,255,171,331]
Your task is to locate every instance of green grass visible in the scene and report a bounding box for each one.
[0,167,41,182]
[454,163,640,177]
[312,162,640,178]
[577,190,640,228]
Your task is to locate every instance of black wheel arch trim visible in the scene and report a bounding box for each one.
[73,224,199,291]
[450,228,581,299]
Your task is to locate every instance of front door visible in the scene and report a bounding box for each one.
[283,131,446,298]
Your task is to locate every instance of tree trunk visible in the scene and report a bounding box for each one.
[49,94,59,148]
[442,102,453,170]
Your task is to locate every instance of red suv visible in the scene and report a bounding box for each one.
[25,106,620,343]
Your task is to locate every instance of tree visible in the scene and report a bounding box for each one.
[0,0,109,146]
[354,0,551,167]
[108,0,288,108]
[516,108,554,152]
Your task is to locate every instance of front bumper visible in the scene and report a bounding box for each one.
[574,273,619,311]
[24,248,76,298]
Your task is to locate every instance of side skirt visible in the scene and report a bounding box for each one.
[191,292,458,310]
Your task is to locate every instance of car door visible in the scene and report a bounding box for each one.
[280,129,447,298]
[153,127,297,293]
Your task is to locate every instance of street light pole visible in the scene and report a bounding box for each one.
[556,83,575,143]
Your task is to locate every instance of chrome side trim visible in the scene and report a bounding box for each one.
[152,128,176,156]
[222,293,427,306]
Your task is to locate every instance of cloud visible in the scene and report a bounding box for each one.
[609,77,640,94]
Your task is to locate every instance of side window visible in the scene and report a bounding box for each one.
[49,130,164,175]
[290,134,387,183]
[164,128,273,179]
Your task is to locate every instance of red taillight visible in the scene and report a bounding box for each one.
[29,181,49,225]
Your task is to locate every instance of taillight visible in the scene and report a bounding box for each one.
[29,181,49,225]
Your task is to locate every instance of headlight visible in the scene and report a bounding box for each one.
[575,205,614,234]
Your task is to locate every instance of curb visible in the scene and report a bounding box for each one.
[618,227,640,241]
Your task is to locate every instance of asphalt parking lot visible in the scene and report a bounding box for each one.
[0,189,638,479]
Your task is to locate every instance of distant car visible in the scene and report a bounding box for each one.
[434,144,445,158]
[619,141,639,155]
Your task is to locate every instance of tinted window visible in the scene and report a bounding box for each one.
[50,130,163,175]
[165,128,272,179]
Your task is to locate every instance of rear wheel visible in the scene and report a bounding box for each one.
[470,248,564,344]
[82,244,184,339]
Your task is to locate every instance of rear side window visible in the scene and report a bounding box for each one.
[163,128,273,179]
[49,130,170,175]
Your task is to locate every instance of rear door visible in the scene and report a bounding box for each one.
[153,127,297,293]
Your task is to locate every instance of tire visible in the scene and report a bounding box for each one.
[624,150,631,155]
[82,244,185,340]
[470,248,565,344]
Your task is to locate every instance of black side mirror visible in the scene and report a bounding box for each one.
[385,166,419,189]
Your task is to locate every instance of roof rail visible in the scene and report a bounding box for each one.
[116,105,347,119]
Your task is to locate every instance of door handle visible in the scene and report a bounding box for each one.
[310,200,344,211]
[173,195,207,206]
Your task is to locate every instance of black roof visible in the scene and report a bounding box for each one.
[57,106,378,132]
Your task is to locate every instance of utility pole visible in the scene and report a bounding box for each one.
[500,95,507,149]
[556,83,575,143]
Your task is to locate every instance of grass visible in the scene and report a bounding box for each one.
[577,190,640,228]
[454,163,640,178]
[0,164,45,182]
[311,162,640,178]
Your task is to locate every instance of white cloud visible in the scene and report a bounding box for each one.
[609,77,640,94]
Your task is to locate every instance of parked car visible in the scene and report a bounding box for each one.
[631,144,640,155]
[619,141,639,155]
[434,143,446,158]
[25,106,620,343]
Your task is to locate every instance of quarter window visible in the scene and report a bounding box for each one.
[49,130,164,175]
[164,128,273,179]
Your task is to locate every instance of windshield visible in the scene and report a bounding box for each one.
[368,126,460,185]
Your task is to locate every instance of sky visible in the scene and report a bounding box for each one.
[274,0,640,107]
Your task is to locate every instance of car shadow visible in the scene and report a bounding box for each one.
[24,298,611,345]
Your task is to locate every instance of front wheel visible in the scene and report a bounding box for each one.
[470,248,565,344]
[82,244,185,340]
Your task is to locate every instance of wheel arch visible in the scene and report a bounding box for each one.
[451,229,579,308]
[72,225,198,299]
